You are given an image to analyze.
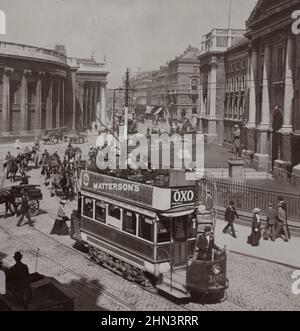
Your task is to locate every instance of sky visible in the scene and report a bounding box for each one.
[0,0,258,88]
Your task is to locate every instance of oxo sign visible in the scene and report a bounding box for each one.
[171,188,195,206]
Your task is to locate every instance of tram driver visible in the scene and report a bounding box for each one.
[195,226,222,261]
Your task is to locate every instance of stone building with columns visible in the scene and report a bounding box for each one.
[0,41,108,139]
[198,29,245,144]
[244,0,300,175]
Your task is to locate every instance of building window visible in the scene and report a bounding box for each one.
[123,210,137,235]
[95,201,106,223]
[83,197,93,219]
[277,47,285,81]
[157,218,171,243]
[138,216,154,242]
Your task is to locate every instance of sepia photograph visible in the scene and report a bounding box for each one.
[0,0,299,318]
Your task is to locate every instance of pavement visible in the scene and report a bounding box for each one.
[215,219,300,269]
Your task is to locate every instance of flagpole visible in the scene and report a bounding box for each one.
[228,0,232,31]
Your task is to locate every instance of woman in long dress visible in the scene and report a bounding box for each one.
[248,208,262,246]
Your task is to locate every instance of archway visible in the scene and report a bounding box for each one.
[271,108,283,168]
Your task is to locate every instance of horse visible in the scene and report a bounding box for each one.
[6,159,19,182]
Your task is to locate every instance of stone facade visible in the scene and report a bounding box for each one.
[198,29,245,144]
[244,0,300,175]
[0,41,108,138]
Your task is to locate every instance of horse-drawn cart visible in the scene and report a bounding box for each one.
[68,133,87,144]
[0,185,43,217]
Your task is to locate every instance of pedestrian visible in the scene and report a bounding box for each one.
[17,191,33,227]
[275,203,289,242]
[247,208,262,246]
[195,226,221,261]
[223,201,239,238]
[278,196,290,239]
[6,252,31,309]
[50,199,69,235]
[265,202,276,241]
[205,191,215,212]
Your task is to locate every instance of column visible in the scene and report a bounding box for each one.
[71,70,77,130]
[89,85,94,128]
[100,84,106,126]
[207,58,217,144]
[2,68,11,132]
[246,46,257,128]
[209,59,217,118]
[275,35,294,170]
[20,71,29,132]
[56,79,61,128]
[281,36,294,133]
[93,85,98,123]
[46,76,53,129]
[34,73,42,131]
[61,79,65,127]
[254,44,271,171]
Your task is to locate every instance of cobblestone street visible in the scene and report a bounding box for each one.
[0,138,299,311]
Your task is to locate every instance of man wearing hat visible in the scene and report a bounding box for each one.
[17,191,33,227]
[223,201,239,238]
[195,226,221,261]
[275,202,289,242]
[7,252,31,307]
[266,202,276,241]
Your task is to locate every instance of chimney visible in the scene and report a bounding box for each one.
[55,45,67,56]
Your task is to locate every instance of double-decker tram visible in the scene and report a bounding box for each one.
[70,168,229,303]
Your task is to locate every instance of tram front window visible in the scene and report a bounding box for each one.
[123,210,137,235]
[83,197,93,218]
[138,216,154,242]
[157,218,171,243]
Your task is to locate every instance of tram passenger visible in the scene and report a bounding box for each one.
[196,226,221,261]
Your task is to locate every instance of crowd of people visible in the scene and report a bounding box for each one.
[221,197,290,247]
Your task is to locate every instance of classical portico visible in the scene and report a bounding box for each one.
[0,42,68,136]
[244,0,300,175]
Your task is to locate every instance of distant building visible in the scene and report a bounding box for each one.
[198,29,245,144]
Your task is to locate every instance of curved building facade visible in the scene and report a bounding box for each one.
[0,41,109,137]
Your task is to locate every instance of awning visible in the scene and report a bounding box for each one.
[145,106,154,114]
[154,107,163,116]
[160,207,195,218]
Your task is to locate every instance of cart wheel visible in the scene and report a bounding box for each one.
[29,199,40,216]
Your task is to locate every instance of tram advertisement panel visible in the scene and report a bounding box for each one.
[81,171,154,207]
[171,187,195,207]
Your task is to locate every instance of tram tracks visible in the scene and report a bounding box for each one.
[0,219,251,312]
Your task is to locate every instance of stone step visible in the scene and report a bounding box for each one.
[156,283,191,301]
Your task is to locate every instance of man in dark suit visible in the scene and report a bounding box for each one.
[196,226,221,261]
[7,252,31,308]
[223,201,239,238]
